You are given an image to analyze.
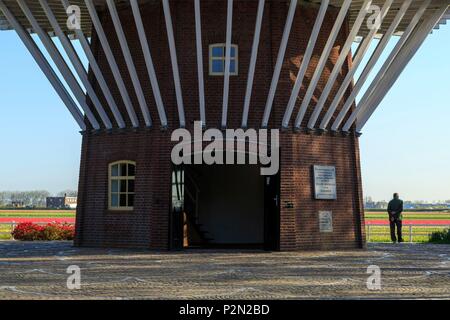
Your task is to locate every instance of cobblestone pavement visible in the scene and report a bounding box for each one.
[0,241,449,299]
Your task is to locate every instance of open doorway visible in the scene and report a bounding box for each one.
[169,164,279,250]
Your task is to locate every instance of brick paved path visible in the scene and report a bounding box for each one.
[0,241,449,299]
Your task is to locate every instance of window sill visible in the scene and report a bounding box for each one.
[105,209,134,214]
[209,73,239,77]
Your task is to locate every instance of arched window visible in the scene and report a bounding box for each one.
[109,161,136,210]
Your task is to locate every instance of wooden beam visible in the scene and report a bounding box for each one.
[17,0,100,129]
[242,0,265,128]
[194,0,206,127]
[0,0,86,130]
[342,0,432,132]
[331,0,413,131]
[282,0,329,129]
[162,0,186,128]
[84,0,139,128]
[319,0,395,130]
[293,0,352,129]
[306,0,372,130]
[107,0,152,127]
[221,0,234,128]
[261,0,298,128]
[61,0,126,129]
[130,0,168,128]
[355,4,449,132]
[39,0,113,129]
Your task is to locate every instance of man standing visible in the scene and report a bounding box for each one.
[387,193,404,243]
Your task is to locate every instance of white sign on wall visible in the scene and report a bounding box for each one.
[319,211,333,233]
[313,165,337,200]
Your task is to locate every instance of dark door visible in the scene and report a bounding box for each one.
[264,174,280,251]
[170,166,184,250]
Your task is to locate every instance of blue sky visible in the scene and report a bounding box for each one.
[0,25,449,200]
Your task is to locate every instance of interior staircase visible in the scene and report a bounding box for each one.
[182,168,214,247]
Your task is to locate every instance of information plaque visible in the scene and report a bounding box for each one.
[319,211,333,233]
[313,165,337,200]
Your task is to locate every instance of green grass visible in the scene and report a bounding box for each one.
[366,210,450,244]
[0,224,12,240]
[365,211,450,220]
[0,210,448,243]
[366,225,448,243]
[0,210,75,218]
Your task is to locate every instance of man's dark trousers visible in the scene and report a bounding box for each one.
[390,216,403,242]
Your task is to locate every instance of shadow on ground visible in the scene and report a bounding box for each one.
[0,241,449,299]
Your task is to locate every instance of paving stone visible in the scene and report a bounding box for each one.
[0,241,449,299]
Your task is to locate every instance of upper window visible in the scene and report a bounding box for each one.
[209,44,238,76]
[109,161,135,211]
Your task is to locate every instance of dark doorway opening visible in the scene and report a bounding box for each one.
[169,164,279,251]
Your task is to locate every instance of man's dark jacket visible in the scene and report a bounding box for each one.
[387,198,403,220]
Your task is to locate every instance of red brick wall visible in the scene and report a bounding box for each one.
[75,130,173,249]
[75,129,365,250]
[88,1,353,130]
[76,1,365,250]
[280,132,365,250]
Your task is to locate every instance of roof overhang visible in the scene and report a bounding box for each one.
[1,0,449,37]
[0,0,449,133]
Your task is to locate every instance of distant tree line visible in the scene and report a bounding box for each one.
[56,189,78,197]
[0,190,78,208]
